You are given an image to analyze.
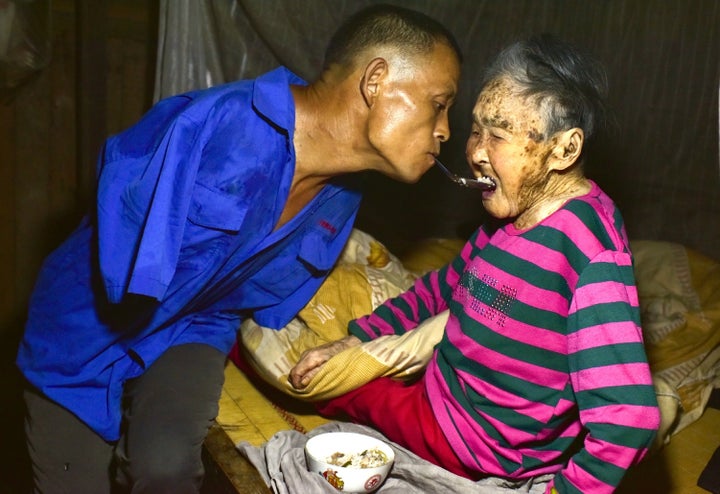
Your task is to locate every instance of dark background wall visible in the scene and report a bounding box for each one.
[0,1,157,491]
[338,1,720,259]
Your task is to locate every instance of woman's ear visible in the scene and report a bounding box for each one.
[359,57,387,108]
[549,128,584,171]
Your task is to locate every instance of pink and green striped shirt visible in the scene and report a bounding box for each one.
[349,181,659,493]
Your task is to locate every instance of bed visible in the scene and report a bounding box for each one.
[209,229,720,493]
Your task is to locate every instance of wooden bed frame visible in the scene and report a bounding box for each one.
[201,423,270,494]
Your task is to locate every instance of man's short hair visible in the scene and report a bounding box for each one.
[323,4,462,71]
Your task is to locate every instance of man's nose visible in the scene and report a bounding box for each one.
[435,116,450,143]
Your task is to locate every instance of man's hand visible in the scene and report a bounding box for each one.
[288,335,362,389]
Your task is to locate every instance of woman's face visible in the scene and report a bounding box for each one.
[466,77,557,226]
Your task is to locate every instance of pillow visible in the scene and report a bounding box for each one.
[632,240,720,439]
[239,229,430,398]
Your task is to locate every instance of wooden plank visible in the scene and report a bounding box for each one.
[75,0,107,212]
[104,36,151,136]
[105,37,124,136]
[14,50,51,303]
[0,99,17,316]
[202,423,271,494]
[49,25,82,237]
[120,40,151,130]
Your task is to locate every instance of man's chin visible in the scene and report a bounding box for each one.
[403,164,435,184]
[379,169,422,184]
[400,174,425,185]
[375,158,430,184]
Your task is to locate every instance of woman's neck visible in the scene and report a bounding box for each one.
[513,175,591,230]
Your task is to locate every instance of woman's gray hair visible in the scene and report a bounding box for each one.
[481,34,611,149]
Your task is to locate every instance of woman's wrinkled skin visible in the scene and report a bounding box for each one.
[289,335,361,388]
[466,77,589,230]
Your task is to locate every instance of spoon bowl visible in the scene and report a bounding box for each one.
[434,158,495,191]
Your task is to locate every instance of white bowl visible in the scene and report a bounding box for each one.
[305,431,395,493]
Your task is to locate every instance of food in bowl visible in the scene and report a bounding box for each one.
[305,432,395,493]
[327,448,389,469]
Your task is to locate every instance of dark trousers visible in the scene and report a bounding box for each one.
[24,343,227,494]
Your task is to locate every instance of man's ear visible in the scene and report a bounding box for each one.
[549,128,584,171]
[359,57,387,108]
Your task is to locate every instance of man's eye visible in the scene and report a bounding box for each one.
[435,102,447,111]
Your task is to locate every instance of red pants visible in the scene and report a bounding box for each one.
[316,377,479,480]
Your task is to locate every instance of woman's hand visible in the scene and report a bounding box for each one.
[288,335,362,389]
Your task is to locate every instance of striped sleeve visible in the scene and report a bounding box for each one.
[552,250,660,493]
[348,228,490,341]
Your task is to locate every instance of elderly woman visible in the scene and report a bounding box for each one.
[290,34,660,493]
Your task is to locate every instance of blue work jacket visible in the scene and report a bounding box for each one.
[17,67,362,440]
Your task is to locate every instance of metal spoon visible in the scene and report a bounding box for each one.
[434,158,496,190]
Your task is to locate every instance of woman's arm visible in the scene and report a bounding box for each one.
[551,251,660,493]
[288,335,362,388]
